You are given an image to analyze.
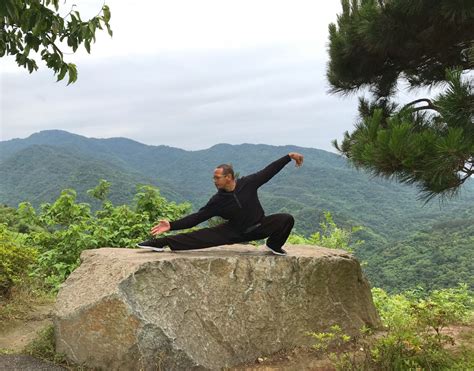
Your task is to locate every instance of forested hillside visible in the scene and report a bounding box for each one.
[0,144,186,208]
[362,207,474,292]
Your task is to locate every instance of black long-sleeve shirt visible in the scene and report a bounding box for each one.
[169,155,292,232]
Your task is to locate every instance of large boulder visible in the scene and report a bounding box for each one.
[54,245,380,370]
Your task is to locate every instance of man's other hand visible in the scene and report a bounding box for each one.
[151,220,170,235]
[289,152,304,167]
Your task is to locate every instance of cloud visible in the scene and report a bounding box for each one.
[0,0,361,151]
[2,43,362,152]
[0,0,448,155]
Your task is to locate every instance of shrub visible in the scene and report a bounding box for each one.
[0,224,38,299]
[371,285,473,370]
[17,183,190,292]
[288,211,363,252]
[308,285,474,370]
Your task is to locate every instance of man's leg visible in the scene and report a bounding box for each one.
[138,215,294,253]
[242,213,295,255]
[161,223,242,251]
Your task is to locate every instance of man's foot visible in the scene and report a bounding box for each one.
[137,239,165,252]
[265,245,288,256]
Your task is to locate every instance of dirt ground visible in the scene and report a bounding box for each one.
[0,303,54,352]
[229,346,336,370]
[0,303,472,371]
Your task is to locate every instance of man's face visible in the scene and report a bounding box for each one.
[213,168,232,189]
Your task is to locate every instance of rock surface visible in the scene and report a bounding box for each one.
[54,245,380,370]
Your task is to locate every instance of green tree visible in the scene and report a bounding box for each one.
[87,179,111,202]
[1,0,112,84]
[288,211,363,252]
[328,0,474,200]
[134,184,191,224]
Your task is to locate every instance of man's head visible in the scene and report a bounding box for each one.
[213,164,235,190]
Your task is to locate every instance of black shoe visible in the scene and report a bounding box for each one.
[265,245,288,256]
[137,239,165,252]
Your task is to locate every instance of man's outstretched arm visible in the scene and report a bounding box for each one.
[150,197,218,235]
[247,152,304,187]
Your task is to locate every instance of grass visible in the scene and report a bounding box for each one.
[23,325,63,362]
[23,325,94,370]
[0,280,54,332]
[448,314,474,370]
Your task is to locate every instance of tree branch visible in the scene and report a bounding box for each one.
[45,34,64,58]
[402,98,439,113]
[459,171,473,184]
[462,161,474,174]
[62,4,77,20]
[403,98,433,108]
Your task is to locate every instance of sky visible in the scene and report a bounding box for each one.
[0,0,433,152]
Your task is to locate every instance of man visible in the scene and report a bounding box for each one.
[137,152,304,256]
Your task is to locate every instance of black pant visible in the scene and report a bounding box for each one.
[163,213,294,251]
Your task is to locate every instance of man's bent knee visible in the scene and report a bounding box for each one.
[283,213,295,227]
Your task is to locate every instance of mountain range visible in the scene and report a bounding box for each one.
[1,130,473,291]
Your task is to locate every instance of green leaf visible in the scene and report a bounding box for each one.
[84,39,91,54]
[88,21,96,35]
[102,5,111,23]
[106,23,113,37]
[56,63,68,82]
[73,11,81,22]
[66,63,77,85]
[3,2,113,82]
[28,10,38,30]
[5,0,20,21]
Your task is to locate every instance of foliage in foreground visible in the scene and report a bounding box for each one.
[1,181,190,292]
[287,211,363,252]
[334,71,474,201]
[308,285,474,370]
[328,0,474,200]
[0,224,37,299]
[1,0,112,83]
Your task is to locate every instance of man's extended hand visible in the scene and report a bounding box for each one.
[150,220,170,236]
[289,152,304,167]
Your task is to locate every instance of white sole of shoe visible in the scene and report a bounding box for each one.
[137,244,164,252]
[265,245,287,256]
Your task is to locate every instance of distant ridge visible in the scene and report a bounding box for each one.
[1,129,472,236]
[1,129,473,292]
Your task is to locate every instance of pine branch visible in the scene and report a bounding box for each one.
[402,99,438,113]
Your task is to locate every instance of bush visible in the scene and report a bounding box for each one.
[308,285,474,370]
[0,224,38,299]
[288,211,363,252]
[14,183,191,292]
[371,285,473,370]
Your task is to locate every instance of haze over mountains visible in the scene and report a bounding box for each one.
[1,130,473,290]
